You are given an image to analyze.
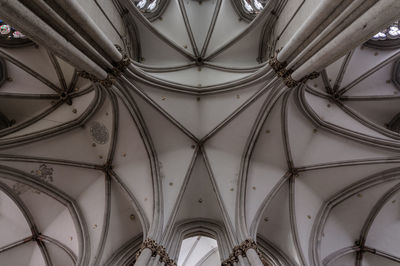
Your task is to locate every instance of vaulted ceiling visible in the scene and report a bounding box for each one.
[0,0,399,266]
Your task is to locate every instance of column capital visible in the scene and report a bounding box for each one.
[269,56,320,88]
[78,46,131,88]
[135,238,177,266]
[222,239,266,266]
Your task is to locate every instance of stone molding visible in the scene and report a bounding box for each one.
[78,45,131,87]
[268,56,319,88]
[221,239,267,266]
[135,238,177,266]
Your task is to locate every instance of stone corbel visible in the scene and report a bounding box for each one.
[77,71,115,88]
[78,45,131,88]
[269,56,287,74]
[135,238,157,260]
[134,238,177,266]
[222,239,265,266]
[269,56,320,88]
[240,239,257,253]
[111,44,131,77]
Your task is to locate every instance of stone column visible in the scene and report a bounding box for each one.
[292,0,400,81]
[18,1,113,70]
[288,0,378,69]
[246,248,263,266]
[278,0,352,63]
[52,0,123,62]
[238,255,247,266]
[134,248,153,266]
[0,0,107,79]
[152,254,161,266]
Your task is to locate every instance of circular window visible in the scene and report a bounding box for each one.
[365,21,400,49]
[0,20,33,48]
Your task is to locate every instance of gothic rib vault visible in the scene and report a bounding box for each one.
[0,0,399,266]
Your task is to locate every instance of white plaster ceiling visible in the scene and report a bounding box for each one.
[0,1,400,266]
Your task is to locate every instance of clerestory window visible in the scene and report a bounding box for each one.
[0,20,32,47]
[177,236,220,266]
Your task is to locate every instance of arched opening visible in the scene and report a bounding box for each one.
[177,235,220,266]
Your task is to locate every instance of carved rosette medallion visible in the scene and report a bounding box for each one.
[90,121,109,145]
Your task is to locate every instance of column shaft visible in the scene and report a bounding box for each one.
[288,0,378,69]
[238,255,247,266]
[21,0,113,70]
[0,0,107,79]
[277,0,349,63]
[292,0,400,80]
[51,0,122,62]
[152,255,160,266]
[246,248,263,266]
[134,248,153,266]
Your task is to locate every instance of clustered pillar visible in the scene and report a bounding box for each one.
[222,239,265,266]
[269,0,400,87]
[134,239,177,266]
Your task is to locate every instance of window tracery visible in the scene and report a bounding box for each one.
[371,21,400,41]
[0,20,32,47]
[242,0,266,14]
[365,21,400,49]
[231,0,268,22]
[133,0,169,21]
[135,0,159,12]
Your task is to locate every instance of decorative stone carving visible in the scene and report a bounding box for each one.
[77,71,115,88]
[134,238,177,266]
[78,46,130,87]
[12,164,54,195]
[240,239,257,253]
[90,121,109,145]
[283,75,298,88]
[302,71,320,81]
[268,56,287,73]
[269,56,320,88]
[222,239,265,266]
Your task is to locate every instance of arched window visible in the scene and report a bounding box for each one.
[231,0,269,22]
[177,236,220,266]
[0,20,33,48]
[133,0,169,21]
[371,21,400,41]
[135,0,159,12]
[242,0,266,14]
[365,21,400,49]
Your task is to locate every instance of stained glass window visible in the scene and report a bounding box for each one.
[0,20,32,47]
[135,0,159,12]
[242,0,266,14]
[0,20,27,41]
[371,21,400,41]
